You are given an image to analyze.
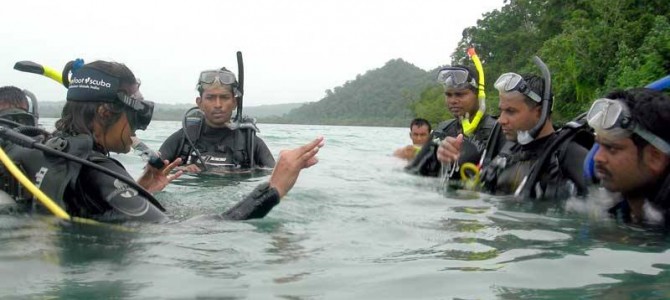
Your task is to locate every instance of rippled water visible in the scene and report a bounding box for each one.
[1,119,669,299]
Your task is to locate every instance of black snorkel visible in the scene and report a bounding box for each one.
[235,51,244,124]
[516,56,552,145]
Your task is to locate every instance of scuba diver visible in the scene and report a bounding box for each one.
[0,60,323,222]
[0,86,39,128]
[586,87,670,228]
[0,86,44,206]
[393,118,431,160]
[438,56,591,200]
[159,63,275,174]
[406,48,504,177]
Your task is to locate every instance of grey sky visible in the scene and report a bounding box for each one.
[1,0,503,106]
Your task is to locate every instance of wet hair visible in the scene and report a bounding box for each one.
[453,64,479,93]
[0,86,29,111]
[520,74,552,115]
[410,118,431,132]
[56,61,135,136]
[606,88,670,154]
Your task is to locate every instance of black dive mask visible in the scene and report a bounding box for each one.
[0,108,36,127]
[125,99,154,131]
[67,66,154,131]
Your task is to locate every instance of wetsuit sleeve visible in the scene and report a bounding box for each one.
[220,182,280,220]
[80,159,168,222]
[560,142,589,196]
[158,130,184,162]
[254,136,276,168]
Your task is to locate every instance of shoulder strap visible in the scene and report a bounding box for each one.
[518,118,593,198]
[177,123,203,164]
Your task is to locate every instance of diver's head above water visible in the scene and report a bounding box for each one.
[196,68,242,128]
[496,74,554,143]
[588,88,670,197]
[57,60,154,154]
[0,85,37,127]
[437,65,480,120]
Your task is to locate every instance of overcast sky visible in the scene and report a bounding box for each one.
[1,0,504,106]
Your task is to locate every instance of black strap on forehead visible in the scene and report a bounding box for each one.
[66,67,121,103]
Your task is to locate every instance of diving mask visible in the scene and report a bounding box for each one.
[436,67,477,90]
[494,73,542,103]
[587,98,670,154]
[123,95,154,131]
[0,108,36,127]
[198,70,237,86]
[67,66,154,131]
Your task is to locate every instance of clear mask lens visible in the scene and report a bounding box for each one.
[437,68,475,89]
[494,72,542,103]
[199,70,237,85]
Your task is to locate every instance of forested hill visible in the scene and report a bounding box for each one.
[262,59,433,127]
[412,0,670,126]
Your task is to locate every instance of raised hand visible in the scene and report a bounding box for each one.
[269,136,325,198]
[137,157,184,193]
[437,134,463,164]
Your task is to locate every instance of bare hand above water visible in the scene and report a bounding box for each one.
[269,136,325,198]
[137,157,184,193]
[437,134,463,164]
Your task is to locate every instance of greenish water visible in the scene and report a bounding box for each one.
[1,119,669,299]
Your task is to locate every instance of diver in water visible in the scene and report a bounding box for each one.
[438,57,590,200]
[2,60,323,222]
[394,118,431,160]
[158,67,275,174]
[0,86,44,206]
[586,88,670,228]
[0,86,39,128]
[406,48,504,177]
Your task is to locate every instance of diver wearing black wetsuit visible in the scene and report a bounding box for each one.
[481,133,588,199]
[406,114,503,177]
[8,134,280,221]
[159,121,275,170]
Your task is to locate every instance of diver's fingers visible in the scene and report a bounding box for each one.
[437,138,460,163]
[304,157,319,169]
[298,140,323,165]
[168,170,184,182]
[297,136,325,155]
[161,158,182,175]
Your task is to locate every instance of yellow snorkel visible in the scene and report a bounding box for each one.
[460,48,486,137]
[14,61,65,85]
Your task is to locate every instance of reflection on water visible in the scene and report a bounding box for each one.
[1,120,670,299]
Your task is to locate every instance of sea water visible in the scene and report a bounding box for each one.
[0,119,668,299]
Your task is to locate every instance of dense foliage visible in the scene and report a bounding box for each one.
[267,59,434,127]
[414,0,670,125]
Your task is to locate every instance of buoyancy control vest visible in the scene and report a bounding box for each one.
[11,134,92,214]
[0,126,51,208]
[481,117,594,199]
[176,115,262,170]
[405,114,500,177]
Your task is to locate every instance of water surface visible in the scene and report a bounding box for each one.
[1,119,669,299]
